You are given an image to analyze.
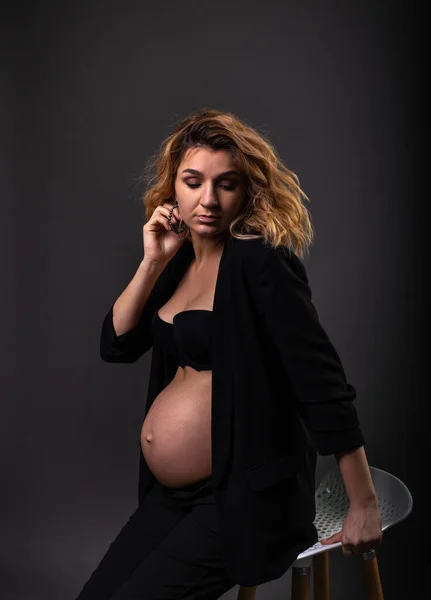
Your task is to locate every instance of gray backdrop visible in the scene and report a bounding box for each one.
[3,1,425,599]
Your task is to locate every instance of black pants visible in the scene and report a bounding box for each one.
[75,475,237,600]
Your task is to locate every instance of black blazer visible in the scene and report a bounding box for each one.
[100,235,364,586]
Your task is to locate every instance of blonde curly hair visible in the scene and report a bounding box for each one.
[140,108,314,258]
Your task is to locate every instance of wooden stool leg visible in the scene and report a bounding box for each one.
[361,551,384,600]
[292,565,311,600]
[313,552,330,600]
[237,586,257,600]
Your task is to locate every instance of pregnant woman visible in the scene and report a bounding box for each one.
[75,108,382,600]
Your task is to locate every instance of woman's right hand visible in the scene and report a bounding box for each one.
[142,200,188,267]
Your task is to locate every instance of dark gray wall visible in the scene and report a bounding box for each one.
[3,1,425,598]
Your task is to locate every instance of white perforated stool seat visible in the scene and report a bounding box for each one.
[236,465,413,600]
[296,465,413,561]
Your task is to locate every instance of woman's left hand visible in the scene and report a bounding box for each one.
[319,500,383,557]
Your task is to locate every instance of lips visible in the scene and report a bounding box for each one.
[197,215,219,222]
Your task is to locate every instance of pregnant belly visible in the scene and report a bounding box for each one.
[140,367,212,487]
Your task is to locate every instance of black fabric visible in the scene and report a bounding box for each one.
[75,477,236,600]
[153,309,213,372]
[99,236,365,586]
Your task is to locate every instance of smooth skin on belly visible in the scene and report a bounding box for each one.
[140,366,212,488]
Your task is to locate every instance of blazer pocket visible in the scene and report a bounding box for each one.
[245,452,305,491]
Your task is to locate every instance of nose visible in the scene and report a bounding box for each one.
[200,183,219,209]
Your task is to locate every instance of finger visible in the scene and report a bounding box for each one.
[361,539,382,556]
[342,546,355,558]
[166,208,182,226]
[320,531,342,545]
[149,208,177,231]
[151,212,174,232]
[353,534,382,555]
[160,202,180,219]
[158,205,178,221]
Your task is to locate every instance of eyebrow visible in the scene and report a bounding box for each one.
[181,168,241,178]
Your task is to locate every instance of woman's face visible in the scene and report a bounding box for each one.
[174,146,247,237]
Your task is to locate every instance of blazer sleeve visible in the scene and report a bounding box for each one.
[100,259,173,363]
[246,245,365,455]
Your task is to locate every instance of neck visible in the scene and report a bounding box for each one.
[190,232,229,271]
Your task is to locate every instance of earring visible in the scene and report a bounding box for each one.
[168,200,188,234]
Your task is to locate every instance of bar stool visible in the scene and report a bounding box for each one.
[236,465,413,600]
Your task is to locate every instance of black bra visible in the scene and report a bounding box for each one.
[152,309,213,372]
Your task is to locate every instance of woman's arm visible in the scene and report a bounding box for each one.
[245,243,364,455]
[245,242,382,555]
[320,446,383,556]
[336,446,378,508]
[100,257,171,363]
[112,258,167,337]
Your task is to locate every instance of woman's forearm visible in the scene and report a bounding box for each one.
[335,446,378,508]
[112,258,166,336]
[321,446,383,553]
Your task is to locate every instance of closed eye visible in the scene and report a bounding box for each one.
[186,183,237,191]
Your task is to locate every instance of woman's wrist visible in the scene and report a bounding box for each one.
[335,446,379,509]
[348,491,379,510]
